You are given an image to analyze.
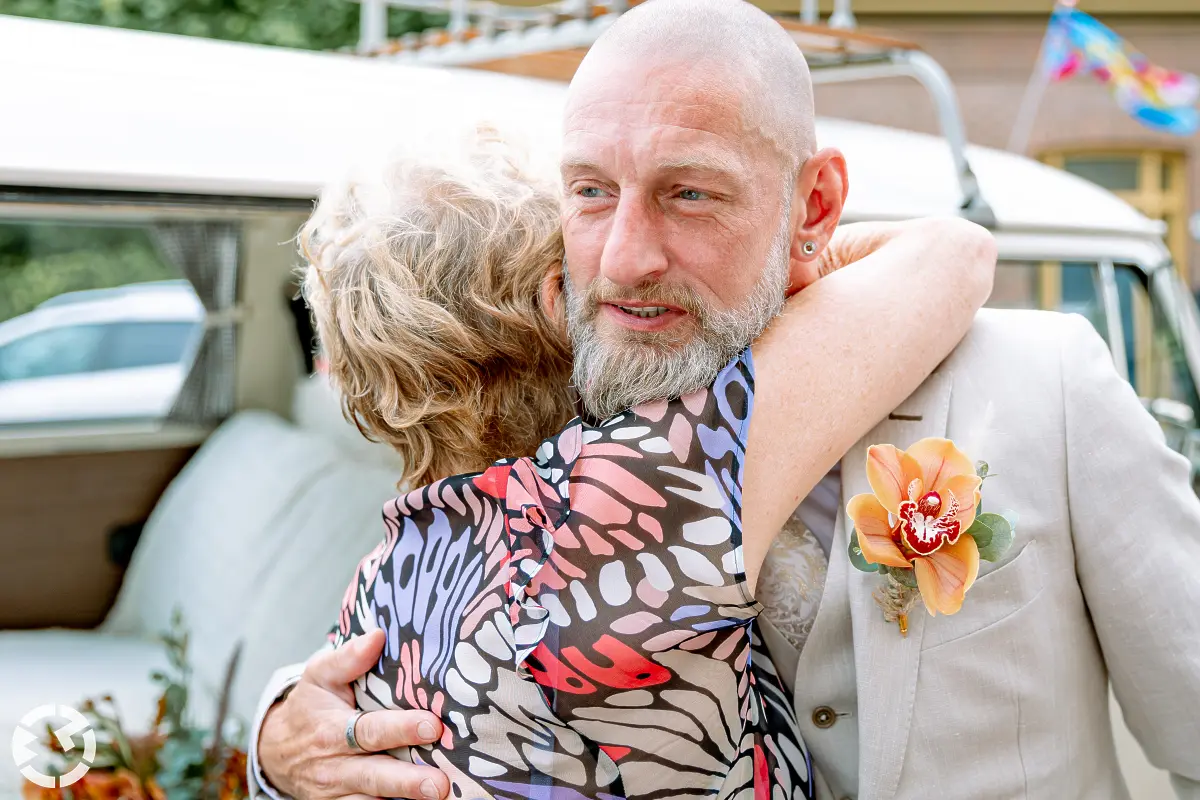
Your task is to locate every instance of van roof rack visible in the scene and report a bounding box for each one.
[351,0,994,225]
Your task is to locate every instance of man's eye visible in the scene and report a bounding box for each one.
[678,189,710,201]
[579,187,608,198]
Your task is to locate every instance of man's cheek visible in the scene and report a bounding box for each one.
[563,229,607,284]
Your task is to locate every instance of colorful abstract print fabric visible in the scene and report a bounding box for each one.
[335,352,813,800]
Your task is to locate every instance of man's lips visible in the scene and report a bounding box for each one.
[600,301,687,331]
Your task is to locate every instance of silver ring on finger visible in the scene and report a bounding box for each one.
[345,710,368,753]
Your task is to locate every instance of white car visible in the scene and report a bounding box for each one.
[0,281,203,427]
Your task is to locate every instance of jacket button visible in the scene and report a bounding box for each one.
[812,706,837,729]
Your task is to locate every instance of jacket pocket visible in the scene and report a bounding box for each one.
[920,539,1044,652]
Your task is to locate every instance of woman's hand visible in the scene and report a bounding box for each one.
[257,631,451,800]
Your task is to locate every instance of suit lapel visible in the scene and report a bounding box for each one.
[840,371,953,800]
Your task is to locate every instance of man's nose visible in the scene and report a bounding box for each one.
[599,195,668,287]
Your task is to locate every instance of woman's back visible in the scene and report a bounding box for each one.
[335,351,813,799]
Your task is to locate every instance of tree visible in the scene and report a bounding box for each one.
[0,0,444,52]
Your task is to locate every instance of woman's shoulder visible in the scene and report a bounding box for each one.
[383,348,756,535]
[385,416,582,538]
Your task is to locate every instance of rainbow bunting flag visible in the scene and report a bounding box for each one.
[1041,4,1199,136]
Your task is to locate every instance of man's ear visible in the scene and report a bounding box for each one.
[788,148,848,294]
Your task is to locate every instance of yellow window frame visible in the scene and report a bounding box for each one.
[1041,148,1189,282]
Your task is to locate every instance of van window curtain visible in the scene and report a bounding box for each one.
[151,221,240,425]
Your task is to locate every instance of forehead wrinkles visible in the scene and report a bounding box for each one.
[566,62,761,143]
[563,91,761,179]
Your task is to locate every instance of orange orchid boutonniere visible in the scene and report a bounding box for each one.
[845,437,1018,635]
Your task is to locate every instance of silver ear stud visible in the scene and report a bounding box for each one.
[802,241,817,256]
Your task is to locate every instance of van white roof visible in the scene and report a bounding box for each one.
[0,16,1162,239]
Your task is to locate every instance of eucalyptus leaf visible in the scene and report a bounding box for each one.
[975,512,1015,562]
[1000,508,1019,532]
[965,516,994,549]
[847,529,882,573]
[975,460,990,480]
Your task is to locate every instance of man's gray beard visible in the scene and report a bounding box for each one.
[565,218,791,420]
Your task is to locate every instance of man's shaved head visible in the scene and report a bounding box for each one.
[557,0,847,419]
[568,0,816,176]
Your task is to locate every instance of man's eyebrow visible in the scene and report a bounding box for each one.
[559,154,742,178]
[654,154,743,176]
[560,156,606,174]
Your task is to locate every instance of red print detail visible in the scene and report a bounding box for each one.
[472,465,509,499]
[754,743,769,799]
[599,745,632,762]
[525,642,597,695]
[561,635,672,689]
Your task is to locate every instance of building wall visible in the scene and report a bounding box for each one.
[811,15,1200,283]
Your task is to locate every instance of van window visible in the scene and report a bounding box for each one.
[989,261,1107,341]
[0,215,226,429]
[1116,264,1200,419]
[0,324,108,381]
[98,322,202,371]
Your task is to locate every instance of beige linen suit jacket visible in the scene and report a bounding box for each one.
[777,308,1200,800]
[250,309,1200,799]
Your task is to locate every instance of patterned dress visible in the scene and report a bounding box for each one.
[334,351,813,800]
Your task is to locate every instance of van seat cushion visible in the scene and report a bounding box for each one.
[228,457,402,718]
[102,410,347,697]
[100,407,405,723]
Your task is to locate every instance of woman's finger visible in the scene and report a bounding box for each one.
[344,753,450,800]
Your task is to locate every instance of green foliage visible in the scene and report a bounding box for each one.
[152,607,193,736]
[964,514,993,550]
[0,222,176,322]
[848,528,884,574]
[156,729,211,800]
[0,0,446,51]
[968,512,1016,563]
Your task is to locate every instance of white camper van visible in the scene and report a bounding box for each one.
[0,15,1192,800]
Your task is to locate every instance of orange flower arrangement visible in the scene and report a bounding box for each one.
[846,437,1016,633]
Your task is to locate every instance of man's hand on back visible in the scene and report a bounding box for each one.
[257,630,450,800]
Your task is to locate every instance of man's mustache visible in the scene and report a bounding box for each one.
[579,277,708,320]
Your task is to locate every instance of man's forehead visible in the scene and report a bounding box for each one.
[566,61,747,128]
[562,66,758,175]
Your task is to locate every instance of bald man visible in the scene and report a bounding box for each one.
[250,1,1200,798]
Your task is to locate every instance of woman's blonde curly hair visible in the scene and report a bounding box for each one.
[300,131,575,488]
